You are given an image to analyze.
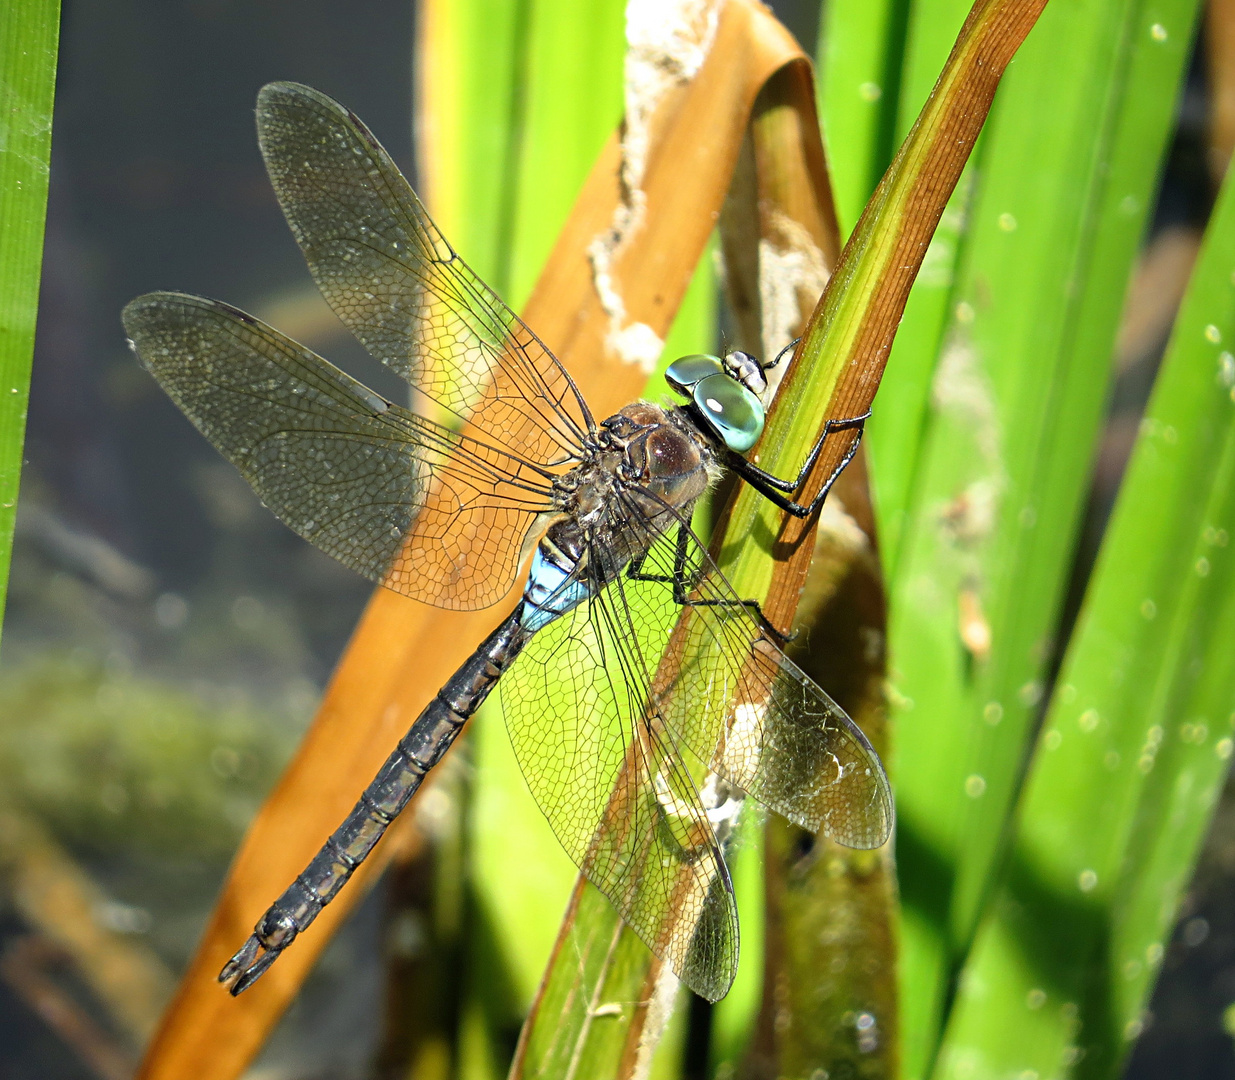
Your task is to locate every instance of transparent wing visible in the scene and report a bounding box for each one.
[619,498,895,848]
[501,566,739,1002]
[123,293,556,610]
[500,491,892,998]
[255,81,591,463]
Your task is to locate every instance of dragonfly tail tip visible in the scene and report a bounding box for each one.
[218,934,278,995]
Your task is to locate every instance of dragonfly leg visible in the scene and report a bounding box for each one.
[761,336,800,373]
[627,526,796,643]
[626,525,700,603]
[729,409,869,518]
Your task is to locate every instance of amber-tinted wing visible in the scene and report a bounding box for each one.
[256,81,591,464]
[123,293,556,610]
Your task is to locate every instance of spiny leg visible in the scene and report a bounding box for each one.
[626,525,795,643]
[729,411,869,518]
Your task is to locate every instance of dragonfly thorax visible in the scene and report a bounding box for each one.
[582,402,717,521]
[526,403,714,634]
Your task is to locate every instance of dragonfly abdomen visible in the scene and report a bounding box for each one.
[521,536,592,631]
[220,609,531,994]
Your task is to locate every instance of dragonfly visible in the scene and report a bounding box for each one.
[122,82,893,1003]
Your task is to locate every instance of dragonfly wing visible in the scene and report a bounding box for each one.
[255,81,591,463]
[608,497,894,849]
[124,293,555,610]
[501,569,739,1002]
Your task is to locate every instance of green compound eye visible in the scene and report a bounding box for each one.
[665,353,724,396]
[692,372,765,453]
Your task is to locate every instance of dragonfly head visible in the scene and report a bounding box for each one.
[664,352,766,454]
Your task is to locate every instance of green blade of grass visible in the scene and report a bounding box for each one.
[508,9,845,1073]
[418,0,546,294]
[509,869,697,1080]
[887,2,1203,1075]
[408,6,635,1075]
[719,0,1050,657]
[715,70,893,1069]
[708,5,1042,1076]
[893,0,977,141]
[859,0,980,580]
[706,814,765,1072]
[742,520,898,1078]
[447,3,735,1072]
[505,0,1043,1072]
[0,1,59,643]
[933,124,1235,1080]
[501,0,629,309]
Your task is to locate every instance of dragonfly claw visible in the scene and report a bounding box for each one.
[218,935,279,995]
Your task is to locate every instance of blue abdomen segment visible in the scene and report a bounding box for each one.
[521,546,591,631]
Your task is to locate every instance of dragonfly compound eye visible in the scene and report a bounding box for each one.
[664,353,725,397]
[692,373,765,454]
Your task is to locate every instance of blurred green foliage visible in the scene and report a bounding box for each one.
[0,653,292,860]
